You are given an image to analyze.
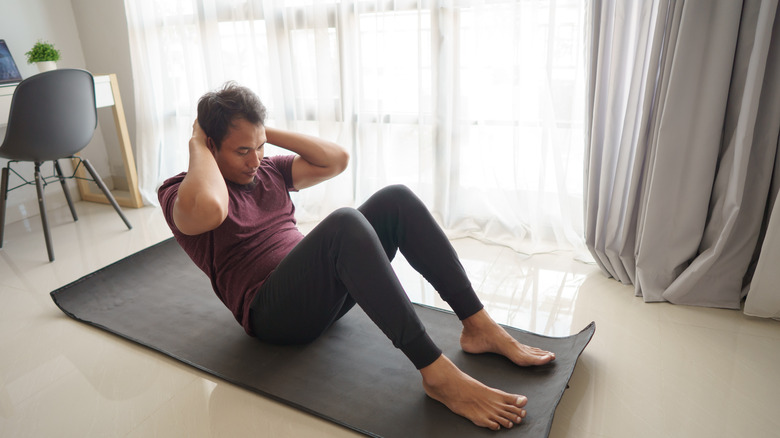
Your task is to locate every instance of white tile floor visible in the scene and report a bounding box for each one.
[1,201,779,437]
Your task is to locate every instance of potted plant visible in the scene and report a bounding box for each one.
[25,40,61,73]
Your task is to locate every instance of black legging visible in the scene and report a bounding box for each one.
[248,184,483,369]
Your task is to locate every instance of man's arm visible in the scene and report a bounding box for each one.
[266,127,349,190]
[172,121,229,235]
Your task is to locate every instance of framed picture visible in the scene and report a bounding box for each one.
[0,40,23,85]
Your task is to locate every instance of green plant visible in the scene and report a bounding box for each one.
[25,40,61,63]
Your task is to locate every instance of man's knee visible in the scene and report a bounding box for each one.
[324,207,367,229]
[377,184,415,201]
[320,207,377,243]
[376,184,426,213]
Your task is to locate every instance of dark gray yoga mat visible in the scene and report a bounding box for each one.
[50,238,594,437]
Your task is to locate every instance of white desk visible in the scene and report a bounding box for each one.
[0,74,143,208]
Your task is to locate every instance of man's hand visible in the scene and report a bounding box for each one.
[190,119,210,153]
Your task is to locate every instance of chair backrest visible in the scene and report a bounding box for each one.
[0,69,97,162]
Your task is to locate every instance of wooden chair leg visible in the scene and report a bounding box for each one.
[54,160,78,222]
[0,166,8,249]
[34,162,55,262]
[81,159,132,230]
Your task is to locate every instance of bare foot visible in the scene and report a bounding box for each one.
[421,355,528,430]
[460,309,555,366]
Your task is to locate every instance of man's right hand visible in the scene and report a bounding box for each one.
[190,120,211,153]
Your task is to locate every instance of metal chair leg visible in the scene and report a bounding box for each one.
[81,158,132,230]
[34,162,55,262]
[0,166,8,248]
[54,160,78,222]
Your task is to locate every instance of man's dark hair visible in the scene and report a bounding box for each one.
[197,82,267,149]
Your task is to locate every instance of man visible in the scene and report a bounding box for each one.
[158,82,555,431]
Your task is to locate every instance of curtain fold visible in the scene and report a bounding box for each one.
[743,3,780,319]
[586,0,780,314]
[124,0,589,256]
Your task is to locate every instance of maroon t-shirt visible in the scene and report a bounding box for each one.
[158,154,303,335]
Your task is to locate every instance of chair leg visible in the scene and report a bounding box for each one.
[54,160,78,222]
[34,162,55,262]
[0,166,8,249]
[80,158,132,230]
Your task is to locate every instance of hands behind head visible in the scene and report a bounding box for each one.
[190,119,213,153]
[191,119,207,141]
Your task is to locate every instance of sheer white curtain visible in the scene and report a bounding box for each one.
[586,0,780,314]
[125,0,588,254]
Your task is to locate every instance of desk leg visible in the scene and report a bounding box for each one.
[74,74,144,208]
[108,74,144,208]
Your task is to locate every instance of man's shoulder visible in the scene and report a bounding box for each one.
[157,171,188,208]
[159,171,188,189]
[262,154,295,168]
[260,154,295,187]
[158,172,188,195]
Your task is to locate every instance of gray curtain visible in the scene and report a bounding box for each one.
[585,0,780,311]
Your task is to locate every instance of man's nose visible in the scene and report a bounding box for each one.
[248,151,261,167]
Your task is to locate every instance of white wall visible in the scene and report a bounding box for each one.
[0,0,136,225]
[71,0,136,190]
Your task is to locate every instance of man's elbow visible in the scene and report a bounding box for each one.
[173,194,228,235]
[334,147,350,175]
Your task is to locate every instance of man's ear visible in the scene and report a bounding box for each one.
[206,137,217,155]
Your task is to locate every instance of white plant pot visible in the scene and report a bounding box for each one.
[36,61,57,73]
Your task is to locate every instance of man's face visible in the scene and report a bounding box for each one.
[210,118,266,185]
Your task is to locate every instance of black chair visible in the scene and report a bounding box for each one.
[0,69,132,261]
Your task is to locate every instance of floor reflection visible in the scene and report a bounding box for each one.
[394,238,596,338]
